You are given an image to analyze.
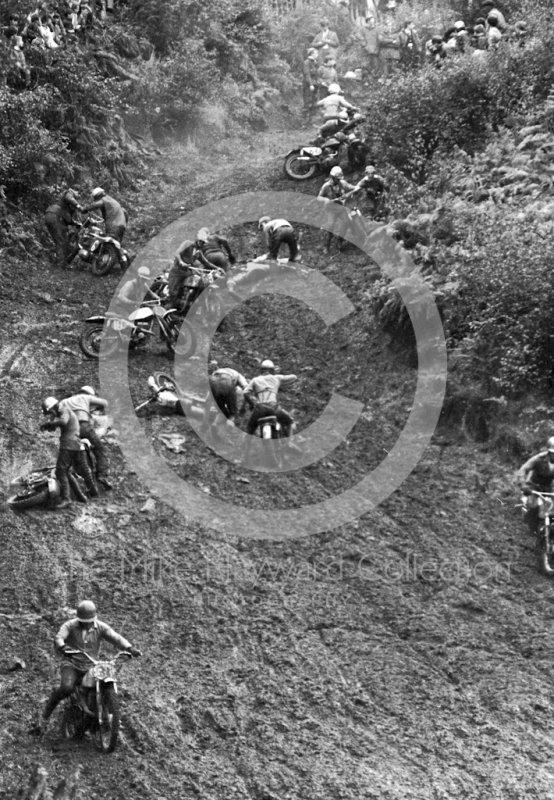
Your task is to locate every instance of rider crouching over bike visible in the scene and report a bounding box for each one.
[517,437,554,529]
[352,164,388,220]
[196,228,236,272]
[167,239,215,312]
[241,359,299,459]
[36,600,141,734]
[117,266,161,309]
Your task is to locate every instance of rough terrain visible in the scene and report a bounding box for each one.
[1,125,553,800]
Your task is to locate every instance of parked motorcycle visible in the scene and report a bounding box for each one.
[79,300,197,360]
[61,649,135,753]
[283,112,367,181]
[522,490,554,576]
[6,440,96,511]
[70,215,129,277]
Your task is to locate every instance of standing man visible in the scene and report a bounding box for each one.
[302,48,319,116]
[40,396,98,509]
[36,600,141,733]
[202,360,248,430]
[257,216,302,263]
[317,55,338,101]
[82,187,129,265]
[44,187,82,270]
[358,15,380,76]
[398,20,422,69]
[317,166,357,255]
[481,0,507,31]
[63,386,112,490]
[311,17,340,65]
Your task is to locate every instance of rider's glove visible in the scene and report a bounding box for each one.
[129,647,142,658]
[229,254,237,265]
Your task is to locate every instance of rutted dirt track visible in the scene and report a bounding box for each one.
[1,129,554,800]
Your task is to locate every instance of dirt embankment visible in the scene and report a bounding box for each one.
[1,129,553,800]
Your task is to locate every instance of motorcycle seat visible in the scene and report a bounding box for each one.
[256,416,278,425]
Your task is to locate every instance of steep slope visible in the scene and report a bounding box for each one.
[0,131,553,800]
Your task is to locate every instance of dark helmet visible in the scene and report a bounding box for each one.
[76,600,97,622]
[431,35,443,45]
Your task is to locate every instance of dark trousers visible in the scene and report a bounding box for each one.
[204,251,230,272]
[247,403,293,437]
[106,224,126,243]
[44,212,76,267]
[79,420,108,477]
[43,665,86,718]
[210,376,239,419]
[303,82,316,112]
[269,227,299,261]
[167,263,192,310]
[56,448,95,499]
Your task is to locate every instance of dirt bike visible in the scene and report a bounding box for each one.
[283,112,366,181]
[252,413,288,468]
[69,215,128,277]
[134,372,206,419]
[179,265,225,323]
[522,490,554,576]
[79,300,197,360]
[6,440,96,511]
[61,649,135,753]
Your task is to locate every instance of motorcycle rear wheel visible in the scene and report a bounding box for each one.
[91,243,119,277]
[284,151,318,181]
[153,371,177,392]
[6,485,49,511]
[61,702,87,740]
[91,685,120,753]
[79,325,120,359]
[165,317,197,359]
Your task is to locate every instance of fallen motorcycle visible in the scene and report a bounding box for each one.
[135,372,207,419]
[6,440,96,511]
[283,112,366,181]
[69,215,129,277]
[61,649,137,753]
[522,489,554,576]
[79,300,197,360]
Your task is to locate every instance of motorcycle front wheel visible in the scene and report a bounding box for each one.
[91,243,119,277]
[79,325,120,359]
[6,484,49,511]
[165,317,197,359]
[283,151,319,181]
[91,685,120,753]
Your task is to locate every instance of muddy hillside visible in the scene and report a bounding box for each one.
[1,127,553,800]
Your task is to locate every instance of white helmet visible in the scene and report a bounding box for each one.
[80,385,95,396]
[197,227,210,242]
[42,396,59,415]
[258,216,271,229]
[330,166,343,179]
[91,187,105,200]
[365,165,376,174]
[138,266,151,278]
[328,83,342,95]
[260,359,275,372]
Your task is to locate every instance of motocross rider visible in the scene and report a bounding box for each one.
[256,216,302,263]
[318,166,357,254]
[517,438,554,524]
[81,187,130,267]
[315,83,358,141]
[202,360,248,430]
[241,359,298,459]
[352,165,388,219]
[40,397,98,509]
[168,239,216,312]
[35,601,141,734]
[63,385,112,490]
[195,227,236,272]
[117,266,161,308]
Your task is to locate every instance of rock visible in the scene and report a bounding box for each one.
[140,498,156,513]
[7,657,26,671]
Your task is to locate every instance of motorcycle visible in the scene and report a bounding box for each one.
[6,440,96,511]
[179,265,225,322]
[283,112,367,181]
[61,649,135,753]
[522,490,554,576]
[253,414,286,468]
[134,372,205,419]
[69,215,129,277]
[79,300,197,360]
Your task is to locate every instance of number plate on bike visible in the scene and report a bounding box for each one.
[301,147,322,156]
[110,318,129,331]
[93,662,116,680]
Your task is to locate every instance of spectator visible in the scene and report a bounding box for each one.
[486,14,503,48]
[511,21,528,46]
[357,15,380,75]
[44,188,82,269]
[442,27,459,57]
[425,34,446,67]
[10,35,32,87]
[481,0,507,31]
[311,17,339,66]
[378,21,401,77]
[2,14,20,40]
[471,23,487,50]
[398,20,421,69]
[454,20,470,52]
[302,47,319,116]
[23,14,45,46]
[317,55,338,100]
[39,13,60,48]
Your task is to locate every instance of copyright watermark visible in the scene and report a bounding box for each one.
[98,191,447,540]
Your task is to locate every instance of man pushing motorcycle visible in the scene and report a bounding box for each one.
[63,385,112,490]
[34,600,141,734]
[318,166,357,254]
